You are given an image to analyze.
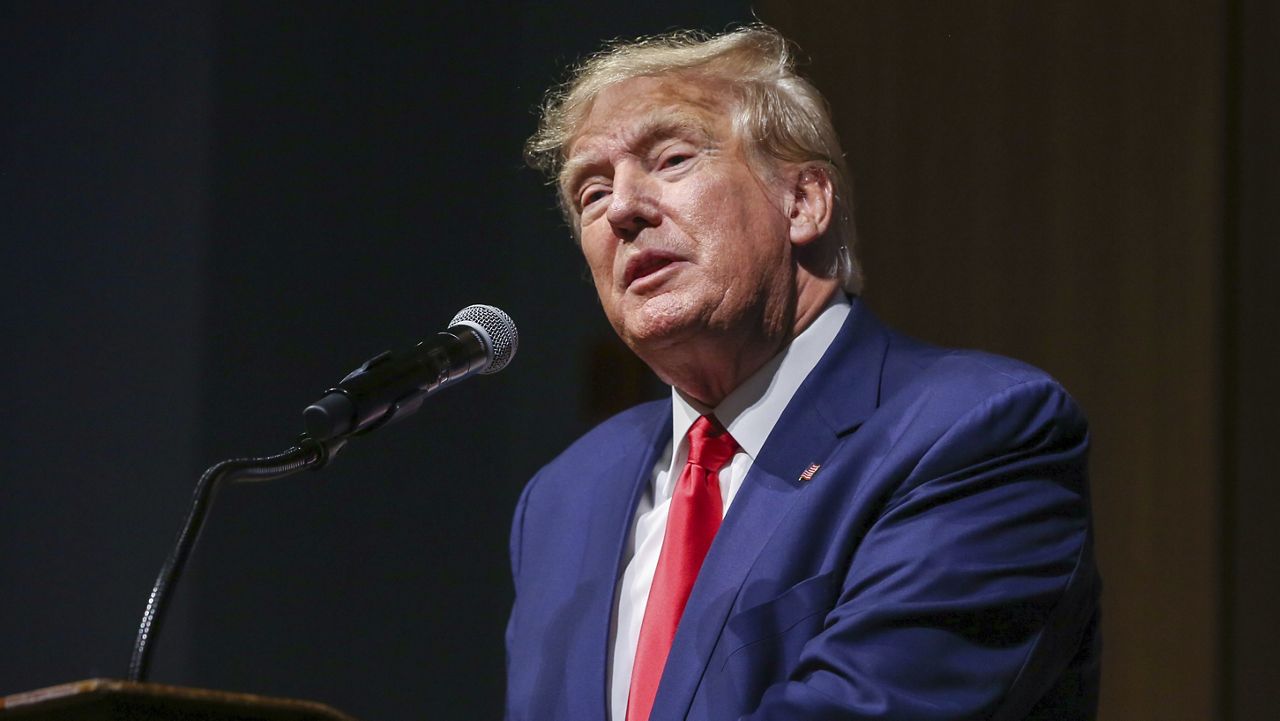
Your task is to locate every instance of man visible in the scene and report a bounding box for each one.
[506,25,1100,721]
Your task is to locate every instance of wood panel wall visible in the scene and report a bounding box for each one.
[756,3,1227,719]
[1227,0,1280,717]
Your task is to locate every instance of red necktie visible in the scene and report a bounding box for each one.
[626,415,739,721]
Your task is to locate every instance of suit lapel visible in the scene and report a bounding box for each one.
[572,400,672,721]
[648,300,891,720]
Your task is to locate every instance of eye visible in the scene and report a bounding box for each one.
[661,153,691,169]
[580,186,610,209]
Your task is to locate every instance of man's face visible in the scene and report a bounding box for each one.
[562,75,797,362]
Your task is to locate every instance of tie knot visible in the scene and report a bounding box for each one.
[686,415,739,471]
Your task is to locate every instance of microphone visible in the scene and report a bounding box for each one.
[303,304,517,441]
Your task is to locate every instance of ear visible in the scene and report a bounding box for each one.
[787,166,834,247]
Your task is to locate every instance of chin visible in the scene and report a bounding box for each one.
[615,294,706,350]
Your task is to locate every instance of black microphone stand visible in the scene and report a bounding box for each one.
[126,305,515,683]
[127,434,347,682]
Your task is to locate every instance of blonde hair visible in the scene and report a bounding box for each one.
[526,24,863,294]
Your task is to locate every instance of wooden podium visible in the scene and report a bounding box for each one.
[0,679,360,720]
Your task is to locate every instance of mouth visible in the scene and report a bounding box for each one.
[623,249,685,289]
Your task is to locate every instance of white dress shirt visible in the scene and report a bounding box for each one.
[607,295,852,721]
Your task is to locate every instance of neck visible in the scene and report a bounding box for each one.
[648,280,839,406]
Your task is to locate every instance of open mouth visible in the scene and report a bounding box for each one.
[629,255,673,284]
[624,249,685,289]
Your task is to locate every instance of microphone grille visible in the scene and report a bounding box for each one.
[449,304,518,374]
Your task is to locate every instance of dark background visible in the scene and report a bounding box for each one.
[1,2,746,719]
[2,2,1275,721]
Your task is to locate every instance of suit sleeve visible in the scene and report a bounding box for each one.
[742,378,1099,721]
[505,469,538,721]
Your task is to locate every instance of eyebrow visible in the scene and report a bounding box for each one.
[559,112,717,197]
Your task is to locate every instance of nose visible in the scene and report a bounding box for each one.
[606,163,661,239]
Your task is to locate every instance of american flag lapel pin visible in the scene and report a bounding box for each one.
[798,463,821,482]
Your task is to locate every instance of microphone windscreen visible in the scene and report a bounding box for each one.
[449,304,518,374]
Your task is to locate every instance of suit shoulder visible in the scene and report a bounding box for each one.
[523,398,668,494]
[885,333,1072,404]
[861,336,1091,507]
[877,334,1087,445]
[556,398,668,462]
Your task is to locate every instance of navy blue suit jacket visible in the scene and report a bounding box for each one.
[506,300,1100,720]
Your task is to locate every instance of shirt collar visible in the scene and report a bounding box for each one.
[670,294,852,459]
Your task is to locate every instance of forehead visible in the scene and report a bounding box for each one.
[562,76,735,177]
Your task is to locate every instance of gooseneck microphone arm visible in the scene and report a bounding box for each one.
[127,435,345,682]
[126,304,518,683]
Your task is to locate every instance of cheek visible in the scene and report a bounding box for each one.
[580,231,617,288]
[668,176,723,229]
[687,189,788,273]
